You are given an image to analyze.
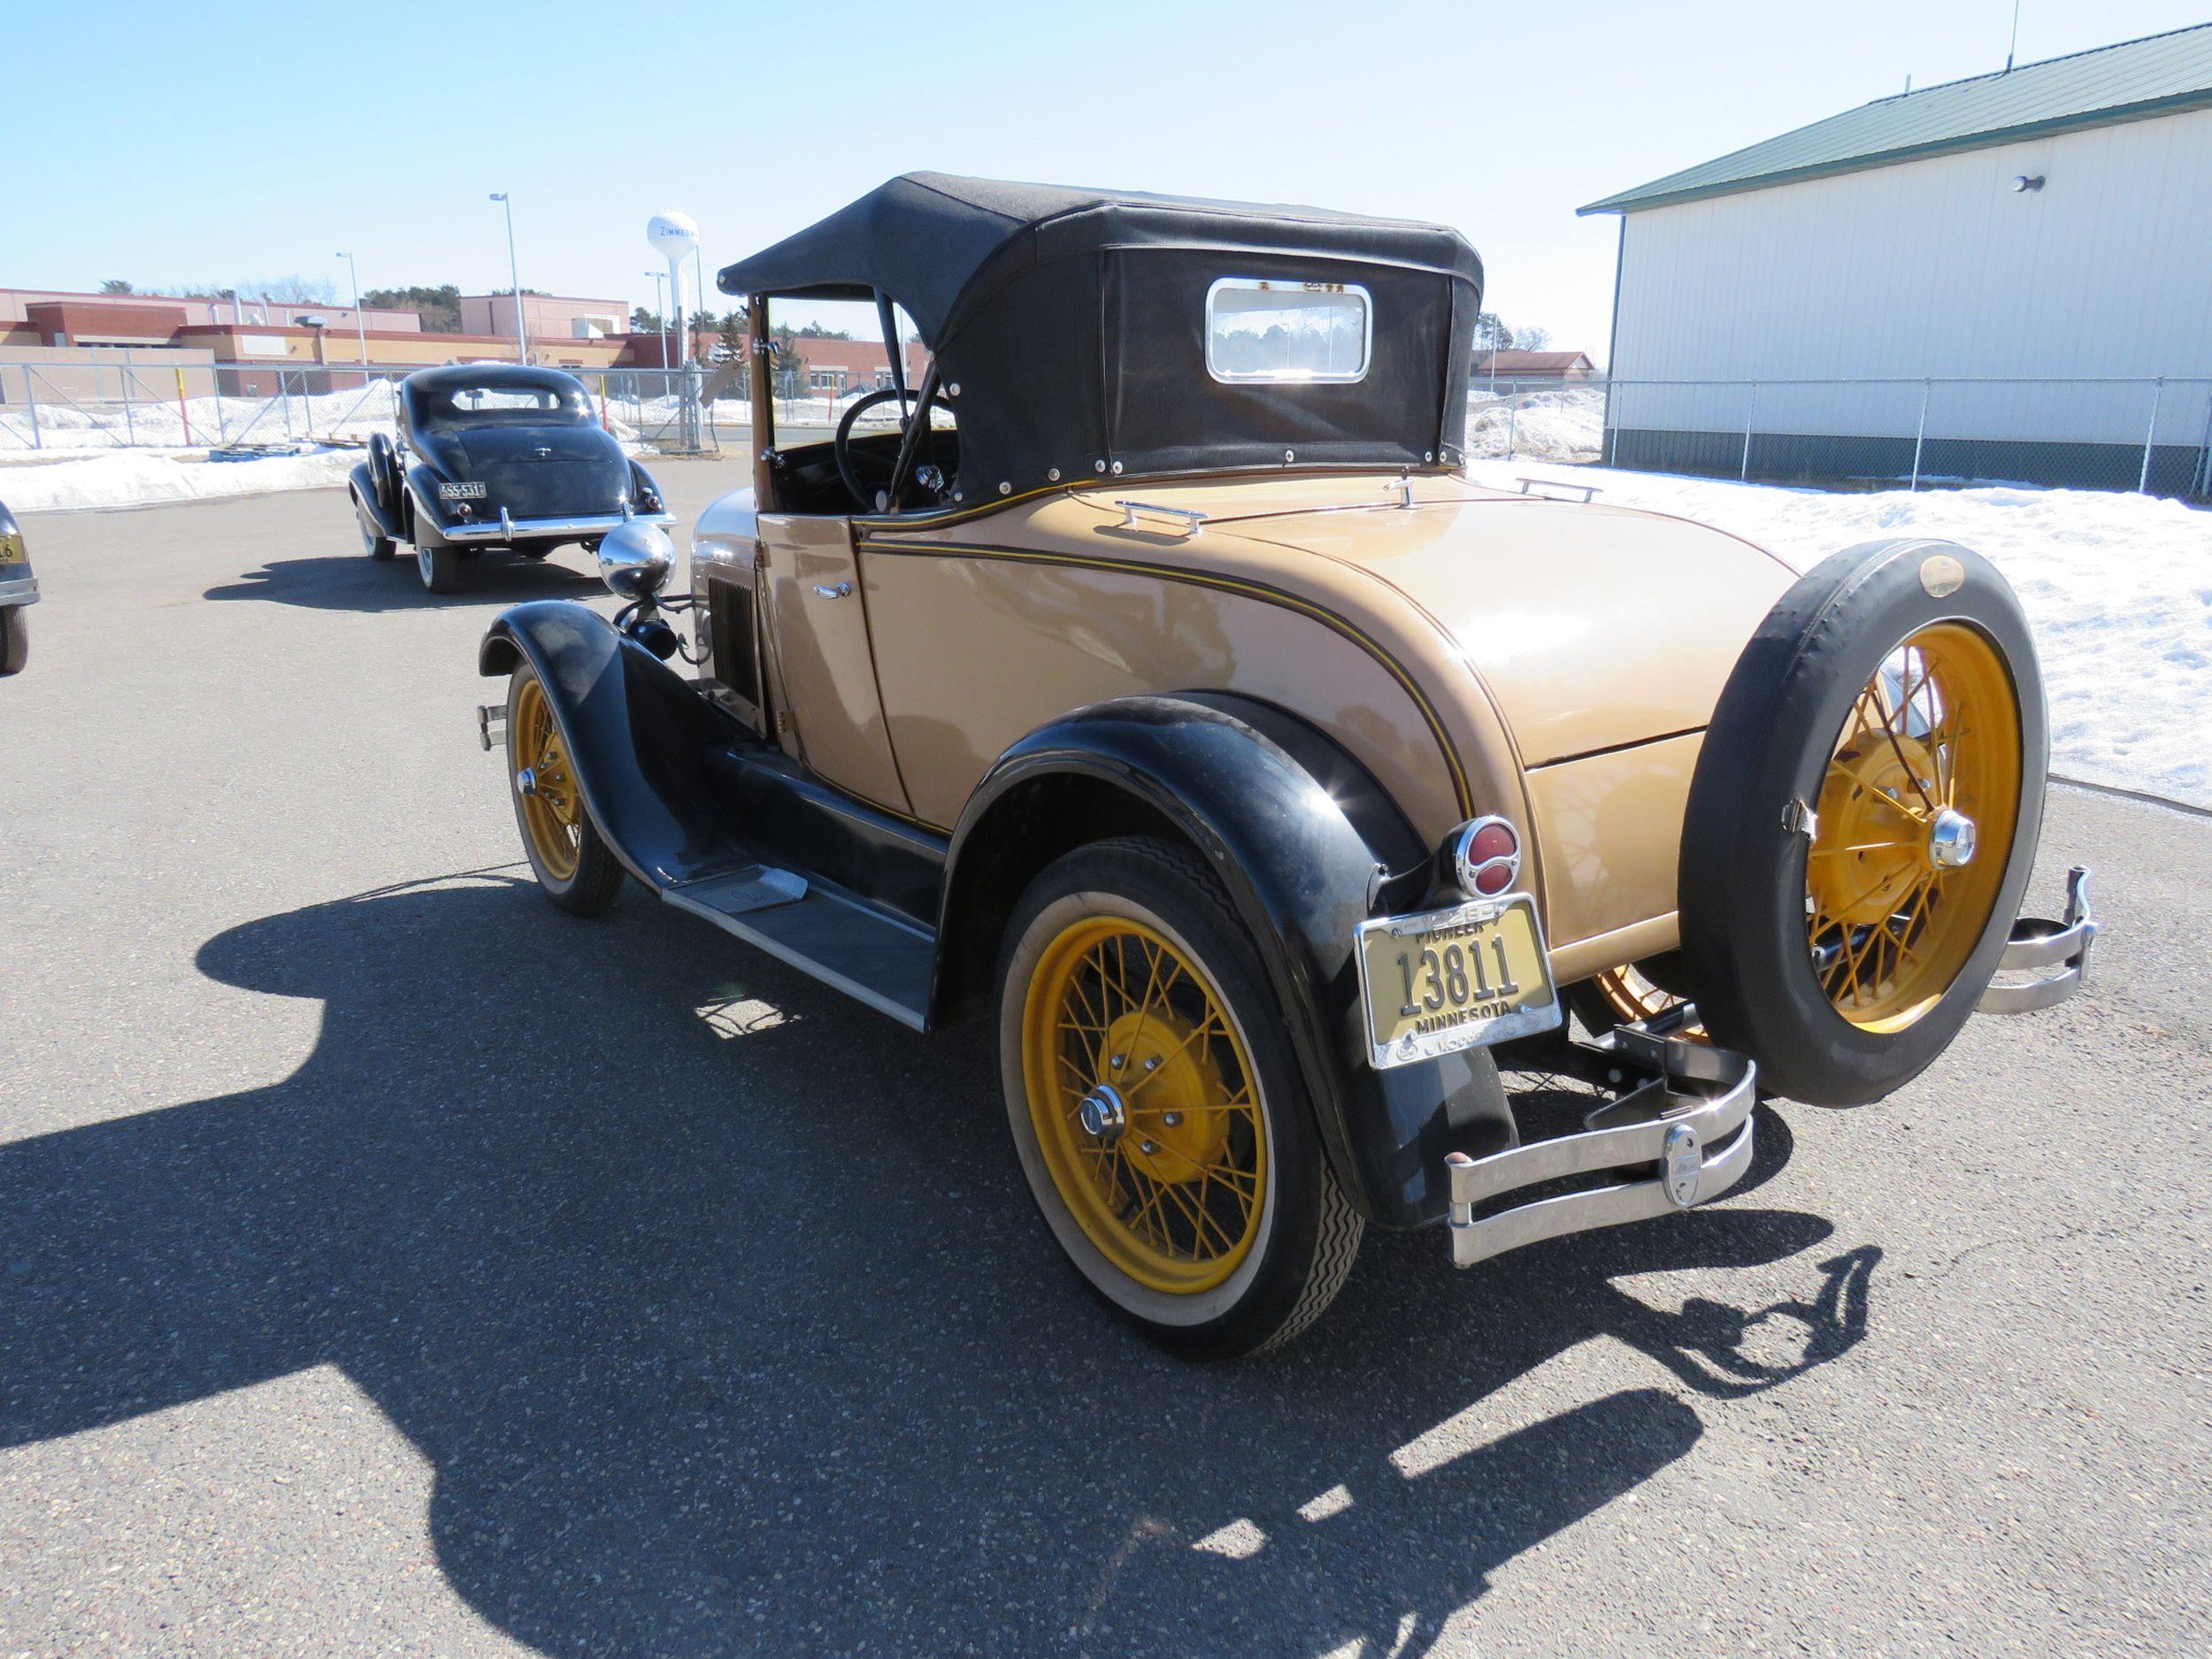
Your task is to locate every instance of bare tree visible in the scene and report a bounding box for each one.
[245,275,337,304]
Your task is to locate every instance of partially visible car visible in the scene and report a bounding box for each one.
[349,364,672,595]
[0,499,36,675]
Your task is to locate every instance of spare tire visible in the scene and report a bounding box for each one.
[1678,539,2046,1106]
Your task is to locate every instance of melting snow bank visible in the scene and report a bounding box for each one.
[1470,460,2212,810]
[3,446,357,514]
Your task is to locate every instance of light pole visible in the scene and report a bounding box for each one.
[646,269,668,368]
[334,250,367,373]
[691,243,706,369]
[489,193,527,365]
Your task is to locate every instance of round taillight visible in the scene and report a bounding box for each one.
[1450,816,1524,899]
[1469,821,1517,864]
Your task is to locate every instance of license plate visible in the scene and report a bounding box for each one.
[437,480,488,501]
[1356,895,1560,1068]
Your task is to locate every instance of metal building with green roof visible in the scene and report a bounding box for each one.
[1580,24,2212,495]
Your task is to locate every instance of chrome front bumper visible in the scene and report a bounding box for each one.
[441,508,674,543]
[1978,865,2098,1013]
[0,572,37,606]
[1446,1032,1756,1269]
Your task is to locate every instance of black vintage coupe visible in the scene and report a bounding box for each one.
[349,364,672,595]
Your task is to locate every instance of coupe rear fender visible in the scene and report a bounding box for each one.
[348,462,403,540]
[479,603,748,888]
[940,693,1517,1230]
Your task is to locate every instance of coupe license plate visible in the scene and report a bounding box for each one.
[437,480,488,501]
[1356,895,1560,1069]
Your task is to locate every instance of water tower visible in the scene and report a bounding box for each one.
[646,211,704,453]
[646,211,700,367]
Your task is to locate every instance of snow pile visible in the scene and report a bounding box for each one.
[1,446,355,514]
[1464,388,1604,462]
[1471,460,2212,808]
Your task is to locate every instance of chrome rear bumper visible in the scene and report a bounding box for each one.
[1445,1033,1755,1269]
[1440,865,2099,1269]
[441,508,674,543]
[1978,865,2097,1014]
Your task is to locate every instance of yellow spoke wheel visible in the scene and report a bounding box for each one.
[1019,915,1267,1295]
[512,673,583,881]
[1805,622,2022,1033]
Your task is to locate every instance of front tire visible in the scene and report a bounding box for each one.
[996,836,1361,1359]
[417,542,460,594]
[506,662,625,915]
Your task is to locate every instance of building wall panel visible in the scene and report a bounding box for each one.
[1610,106,2212,448]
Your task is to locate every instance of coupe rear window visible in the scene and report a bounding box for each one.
[417,380,593,429]
[1205,279,1371,385]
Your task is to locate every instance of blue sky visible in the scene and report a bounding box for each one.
[14,0,2208,359]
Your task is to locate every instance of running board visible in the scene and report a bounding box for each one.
[661,865,933,1030]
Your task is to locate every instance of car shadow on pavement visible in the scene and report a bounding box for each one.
[0,873,1878,1658]
[204,554,603,611]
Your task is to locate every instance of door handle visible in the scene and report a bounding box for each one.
[811,581,852,599]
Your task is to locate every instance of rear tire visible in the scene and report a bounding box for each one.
[354,492,395,560]
[417,542,460,594]
[1679,539,2045,1105]
[996,835,1361,1359]
[0,606,27,676]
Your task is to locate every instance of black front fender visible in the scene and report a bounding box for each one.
[942,694,1514,1231]
[479,602,744,888]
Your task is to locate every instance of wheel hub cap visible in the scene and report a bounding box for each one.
[1077,1084,1126,1142]
[1929,808,1978,868]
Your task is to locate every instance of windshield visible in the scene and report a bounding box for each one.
[414,379,593,431]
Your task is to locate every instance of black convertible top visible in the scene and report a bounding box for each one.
[721,173,1485,495]
[717,173,1483,345]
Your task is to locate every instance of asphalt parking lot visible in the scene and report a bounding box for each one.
[3,465,2207,1657]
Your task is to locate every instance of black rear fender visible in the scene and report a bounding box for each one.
[938,693,1514,1230]
[348,462,402,539]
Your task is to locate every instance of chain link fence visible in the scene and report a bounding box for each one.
[0,354,924,460]
[11,355,2200,500]
[1595,376,2212,499]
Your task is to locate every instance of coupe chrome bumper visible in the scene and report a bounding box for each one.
[1445,1033,1756,1269]
[0,572,38,606]
[441,508,674,543]
[1978,865,2097,1014]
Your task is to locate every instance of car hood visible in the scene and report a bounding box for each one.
[1148,482,1800,766]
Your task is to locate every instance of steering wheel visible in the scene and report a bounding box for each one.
[833,387,956,512]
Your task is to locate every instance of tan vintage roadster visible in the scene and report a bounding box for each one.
[473,175,2096,1357]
